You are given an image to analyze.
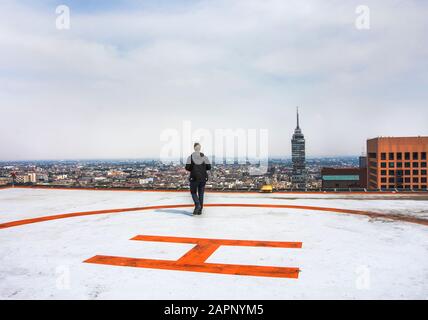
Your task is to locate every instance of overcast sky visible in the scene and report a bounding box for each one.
[0,0,427,160]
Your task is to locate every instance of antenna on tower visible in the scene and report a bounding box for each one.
[296,106,300,129]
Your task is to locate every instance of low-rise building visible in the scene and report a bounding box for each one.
[321,167,367,190]
[0,177,12,185]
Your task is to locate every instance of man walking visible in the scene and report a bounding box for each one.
[185,143,211,215]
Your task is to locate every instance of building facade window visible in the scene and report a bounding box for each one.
[413,152,419,160]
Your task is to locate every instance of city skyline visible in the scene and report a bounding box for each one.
[0,153,361,191]
[1,1,428,160]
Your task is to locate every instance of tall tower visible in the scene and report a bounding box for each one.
[291,107,306,189]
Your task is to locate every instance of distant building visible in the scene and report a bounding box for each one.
[28,173,37,183]
[13,173,47,184]
[291,107,306,188]
[367,136,428,190]
[321,167,367,190]
[16,175,30,184]
[139,177,154,185]
[359,156,367,168]
[36,173,49,182]
[0,177,13,186]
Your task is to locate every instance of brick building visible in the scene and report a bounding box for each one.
[367,136,428,190]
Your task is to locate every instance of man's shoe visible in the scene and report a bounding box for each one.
[197,207,203,215]
[193,206,201,215]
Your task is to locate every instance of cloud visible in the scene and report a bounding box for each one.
[0,0,427,160]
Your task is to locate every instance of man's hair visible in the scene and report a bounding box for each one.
[194,142,201,149]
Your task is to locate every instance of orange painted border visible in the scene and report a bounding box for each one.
[84,234,302,278]
[1,203,427,229]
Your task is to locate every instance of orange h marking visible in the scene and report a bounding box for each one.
[84,235,302,279]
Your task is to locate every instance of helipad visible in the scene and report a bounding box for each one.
[1,187,427,299]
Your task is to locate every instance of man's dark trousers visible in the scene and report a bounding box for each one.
[190,180,206,209]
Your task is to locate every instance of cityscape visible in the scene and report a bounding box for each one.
[1,110,426,192]
[0,157,361,191]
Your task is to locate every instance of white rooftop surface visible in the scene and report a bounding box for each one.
[0,188,427,299]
